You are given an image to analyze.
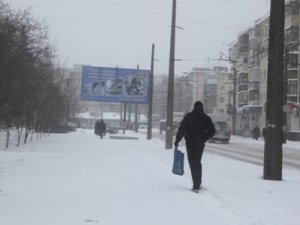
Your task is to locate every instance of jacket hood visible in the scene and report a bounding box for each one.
[192,101,204,114]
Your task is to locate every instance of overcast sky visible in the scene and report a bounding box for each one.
[7,0,270,75]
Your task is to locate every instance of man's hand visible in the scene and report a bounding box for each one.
[174,140,179,148]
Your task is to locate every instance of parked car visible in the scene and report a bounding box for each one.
[159,119,179,135]
[106,126,118,134]
[208,121,231,144]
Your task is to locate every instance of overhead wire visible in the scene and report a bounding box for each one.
[11,0,251,28]
[9,0,265,68]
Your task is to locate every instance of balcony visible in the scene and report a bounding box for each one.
[237,92,248,106]
[248,89,259,104]
[287,63,298,71]
[238,83,248,92]
[287,70,298,79]
[239,44,249,53]
[287,51,298,71]
[248,100,259,106]
[287,95,297,103]
[238,64,249,74]
[285,12,300,26]
[238,72,248,84]
[248,67,259,81]
[248,81,259,91]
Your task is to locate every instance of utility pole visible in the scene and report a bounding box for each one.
[134,65,139,132]
[123,103,127,123]
[147,44,155,140]
[218,53,237,135]
[232,63,237,135]
[165,0,176,149]
[263,0,284,181]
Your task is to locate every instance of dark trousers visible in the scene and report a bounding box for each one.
[99,132,104,139]
[186,141,205,189]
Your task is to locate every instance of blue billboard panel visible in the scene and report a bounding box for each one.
[81,66,149,104]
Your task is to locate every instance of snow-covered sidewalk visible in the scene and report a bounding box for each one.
[0,129,299,225]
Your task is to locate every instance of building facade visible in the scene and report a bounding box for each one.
[285,0,300,130]
[187,67,232,121]
[229,16,270,136]
[227,0,300,136]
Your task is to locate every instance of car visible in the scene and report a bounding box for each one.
[208,121,231,144]
[159,119,179,135]
[106,126,118,134]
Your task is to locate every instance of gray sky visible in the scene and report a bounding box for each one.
[7,0,270,75]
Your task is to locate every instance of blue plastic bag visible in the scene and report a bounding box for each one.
[172,148,184,175]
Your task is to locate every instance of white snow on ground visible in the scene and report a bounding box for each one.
[0,129,299,225]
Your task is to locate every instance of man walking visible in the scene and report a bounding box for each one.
[98,119,106,139]
[252,126,261,140]
[174,101,215,193]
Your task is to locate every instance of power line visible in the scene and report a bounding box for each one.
[11,0,256,29]
[47,20,169,28]
[181,28,227,46]
[12,0,244,7]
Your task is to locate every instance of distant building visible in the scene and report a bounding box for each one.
[186,67,232,119]
[229,15,269,136]
[228,1,300,135]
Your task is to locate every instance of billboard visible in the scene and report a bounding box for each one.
[81,66,150,104]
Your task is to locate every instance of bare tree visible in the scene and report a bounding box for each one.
[0,1,69,148]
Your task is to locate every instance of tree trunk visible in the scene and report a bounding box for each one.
[24,128,32,144]
[16,126,24,147]
[30,129,34,142]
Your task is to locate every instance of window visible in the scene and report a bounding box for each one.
[264,26,269,38]
[285,26,299,43]
[288,53,298,68]
[288,80,298,95]
[285,2,300,17]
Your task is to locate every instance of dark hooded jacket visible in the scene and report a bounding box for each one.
[98,120,106,134]
[175,101,216,144]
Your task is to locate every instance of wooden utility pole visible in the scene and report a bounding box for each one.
[218,53,237,134]
[147,44,155,140]
[134,65,139,132]
[263,0,285,180]
[123,103,127,122]
[232,64,237,135]
[165,0,176,149]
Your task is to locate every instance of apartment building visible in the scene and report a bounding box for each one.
[229,16,270,136]
[285,0,300,130]
[227,0,300,136]
[187,67,232,120]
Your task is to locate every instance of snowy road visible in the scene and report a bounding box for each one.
[0,129,299,225]
[206,142,300,169]
[149,130,300,169]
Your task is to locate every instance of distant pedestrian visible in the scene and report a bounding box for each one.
[159,122,163,134]
[94,120,100,136]
[252,126,260,140]
[97,119,106,139]
[174,101,215,193]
